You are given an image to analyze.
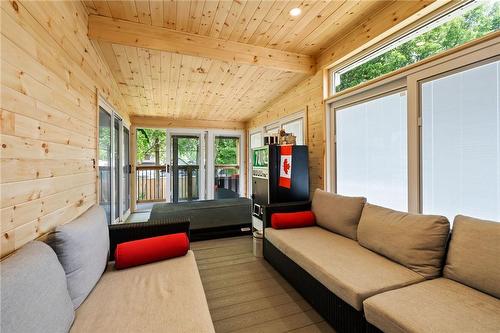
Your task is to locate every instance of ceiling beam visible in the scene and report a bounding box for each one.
[130,116,245,130]
[88,15,316,74]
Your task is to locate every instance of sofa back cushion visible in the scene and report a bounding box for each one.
[311,189,366,240]
[357,204,450,279]
[444,215,500,298]
[1,241,75,333]
[48,205,109,309]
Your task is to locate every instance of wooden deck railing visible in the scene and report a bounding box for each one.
[136,165,166,203]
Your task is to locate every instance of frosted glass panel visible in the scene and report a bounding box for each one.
[336,91,408,211]
[283,118,304,145]
[422,61,500,222]
[250,132,262,149]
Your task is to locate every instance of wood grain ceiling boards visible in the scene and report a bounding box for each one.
[82,0,405,121]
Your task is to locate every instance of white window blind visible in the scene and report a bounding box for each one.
[250,132,262,149]
[282,118,304,145]
[336,91,408,211]
[422,60,500,222]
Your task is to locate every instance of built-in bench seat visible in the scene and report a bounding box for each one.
[71,251,213,333]
[265,227,424,311]
[1,206,215,333]
[364,278,500,333]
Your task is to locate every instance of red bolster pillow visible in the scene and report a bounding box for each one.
[271,211,316,229]
[115,233,189,269]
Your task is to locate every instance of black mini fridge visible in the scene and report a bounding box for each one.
[251,145,310,221]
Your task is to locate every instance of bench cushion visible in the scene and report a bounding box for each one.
[1,241,74,333]
[48,205,109,309]
[358,204,449,279]
[311,189,366,240]
[70,250,215,333]
[444,215,500,298]
[265,227,424,310]
[364,278,500,333]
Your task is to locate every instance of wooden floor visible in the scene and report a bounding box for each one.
[191,236,335,333]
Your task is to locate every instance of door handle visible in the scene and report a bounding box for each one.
[167,165,170,173]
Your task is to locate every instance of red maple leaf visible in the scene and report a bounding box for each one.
[283,158,290,175]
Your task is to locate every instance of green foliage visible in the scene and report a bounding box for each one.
[136,128,166,164]
[336,2,500,92]
[177,137,199,165]
[215,137,239,165]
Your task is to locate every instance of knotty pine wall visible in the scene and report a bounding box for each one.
[247,71,324,193]
[0,0,129,257]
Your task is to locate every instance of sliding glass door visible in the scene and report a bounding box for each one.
[98,102,130,224]
[98,107,112,224]
[171,135,200,203]
[214,136,240,199]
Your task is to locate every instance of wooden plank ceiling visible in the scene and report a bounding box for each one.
[84,0,392,121]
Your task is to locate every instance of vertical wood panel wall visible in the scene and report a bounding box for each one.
[247,72,325,193]
[0,0,128,257]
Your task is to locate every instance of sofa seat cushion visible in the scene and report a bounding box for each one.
[265,227,424,310]
[364,278,500,333]
[70,250,215,333]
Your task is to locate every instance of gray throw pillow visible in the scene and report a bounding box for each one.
[1,241,75,333]
[48,205,109,309]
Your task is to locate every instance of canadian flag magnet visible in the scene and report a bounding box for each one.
[279,145,292,189]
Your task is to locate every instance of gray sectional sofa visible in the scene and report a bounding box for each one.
[263,189,500,333]
[1,205,215,333]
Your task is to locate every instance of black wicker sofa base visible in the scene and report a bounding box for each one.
[264,238,368,333]
[261,201,380,333]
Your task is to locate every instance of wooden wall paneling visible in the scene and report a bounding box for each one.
[163,0,177,29]
[198,0,219,36]
[93,1,112,16]
[208,0,232,38]
[249,0,301,47]
[173,54,195,118]
[149,49,162,114]
[136,0,152,24]
[175,1,191,33]
[217,0,245,40]
[177,55,204,118]
[107,0,139,22]
[150,0,164,26]
[227,0,260,42]
[0,0,128,257]
[264,0,318,49]
[160,51,172,116]
[186,0,204,34]
[246,1,289,46]
[237,0,274,44]
[167,53,182,117]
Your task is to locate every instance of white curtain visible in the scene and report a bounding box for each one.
[336,91,408,211]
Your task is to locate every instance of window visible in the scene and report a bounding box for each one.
[214,137,240,199]
[250,132,262,149]
[332,1,499,93]
[336,91,408,210]
[264,123,280,135]
[421,60,500,222]
[282,118,305,145]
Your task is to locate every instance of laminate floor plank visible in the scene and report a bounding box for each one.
[191,236,336,333]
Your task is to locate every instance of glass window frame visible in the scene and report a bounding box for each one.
[329,0,498,96]
[326,34,499,215]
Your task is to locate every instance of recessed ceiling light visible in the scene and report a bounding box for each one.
[289,7,302,17]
